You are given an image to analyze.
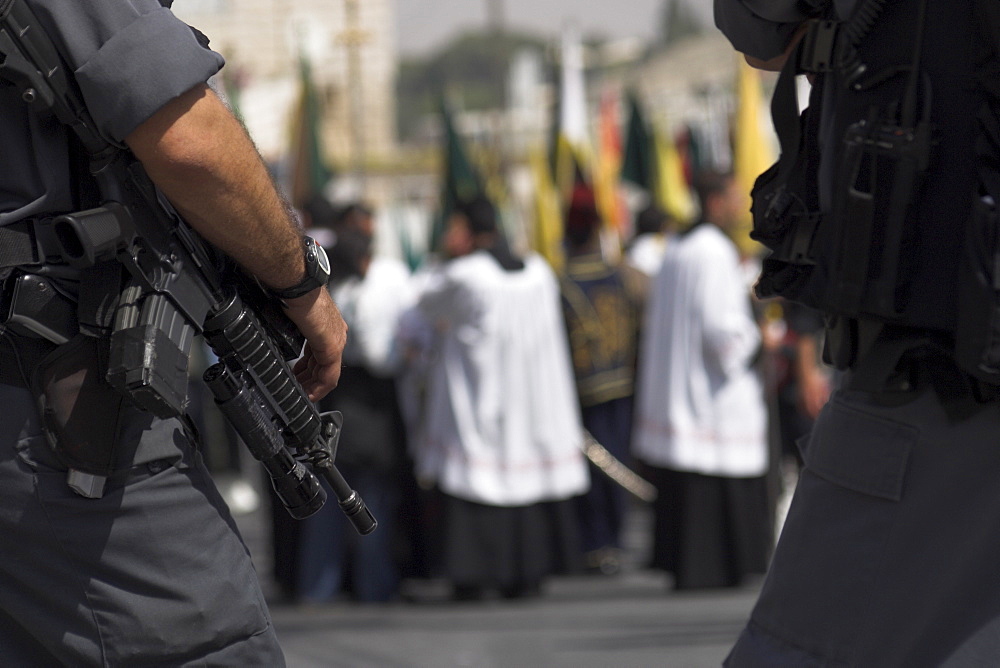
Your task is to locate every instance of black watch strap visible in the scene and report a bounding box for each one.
[269,236,331,300]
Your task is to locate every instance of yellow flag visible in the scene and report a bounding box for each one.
[653,124,697,227]
[732,58,776,254]
[529,146,565,272]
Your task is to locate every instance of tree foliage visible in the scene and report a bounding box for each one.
[659,0,703,46]
[397,30,548,141]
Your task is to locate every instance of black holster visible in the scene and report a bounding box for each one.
[30,334,130,496]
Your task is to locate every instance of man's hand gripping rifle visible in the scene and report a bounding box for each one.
[0,0,375,533]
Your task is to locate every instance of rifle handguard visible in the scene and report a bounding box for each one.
[204,362,326,520]
[203,289,377,534]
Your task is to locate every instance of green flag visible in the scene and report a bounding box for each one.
[433,98,485,252]
[288,53,332,211]
[218,67,244,122]
[620,91,656,192]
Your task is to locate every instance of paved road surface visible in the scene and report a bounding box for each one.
[228,488,760,668]
[268,572,758,667]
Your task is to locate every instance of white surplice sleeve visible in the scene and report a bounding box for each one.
[698,231,762,379]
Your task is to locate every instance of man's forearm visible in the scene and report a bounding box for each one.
[125,83,347,400]
[124,84,306,291]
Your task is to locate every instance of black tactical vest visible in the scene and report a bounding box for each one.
[751,0,999,378]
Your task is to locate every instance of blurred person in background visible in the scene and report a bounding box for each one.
[625,202,675,281]
[770,301,831,467]
[559,185,645,575]
[402,194,589,600]
[764,300,831,534]
[266,193,341,601]
[632,170,772,590]
[296,202,414,604]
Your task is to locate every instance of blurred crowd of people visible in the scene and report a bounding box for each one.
[199,168,832,605]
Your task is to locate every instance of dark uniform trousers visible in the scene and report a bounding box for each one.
[727,335,1000,666]
[0,375,284,665]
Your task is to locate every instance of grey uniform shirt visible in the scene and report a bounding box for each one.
[0,0,223,225]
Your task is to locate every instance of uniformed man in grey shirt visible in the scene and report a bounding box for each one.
[716,1,1000,665]
[0,0,347,663]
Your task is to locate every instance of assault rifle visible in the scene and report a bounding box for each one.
[0,0,375,533]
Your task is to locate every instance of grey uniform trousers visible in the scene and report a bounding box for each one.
[0,381,285,666]
[727,353,1000,666]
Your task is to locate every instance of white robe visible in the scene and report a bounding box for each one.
[331,256,414,376]
[632,224,768,478]
[626,232,668,278]
[409,251,589,506]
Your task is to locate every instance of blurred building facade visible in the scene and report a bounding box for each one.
[623,31,753,171]
[173,0,397,170]
[440,30,763,252]
[169,2,764,259]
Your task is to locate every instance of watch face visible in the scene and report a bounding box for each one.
[314,240,331,275]
[271,237,331,299]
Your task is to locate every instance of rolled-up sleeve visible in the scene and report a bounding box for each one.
[76,9,224,141]
[29,0,224,142]
[714,0,818,60]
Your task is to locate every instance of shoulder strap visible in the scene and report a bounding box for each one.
[748,31,825,264]
[764,0,892,200]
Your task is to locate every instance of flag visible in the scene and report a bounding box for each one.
[594,88,627,237]
[621,91,695,226]
[218,66,245,122]
[529,146,564,270]
[533,23,594,271]
[287,53,332,212]
[551,24,592,205]
[620,92,656,192]
[433,98,485,253]
[654,123,697,225]
[675,125,700,186]
[732,57,776,253]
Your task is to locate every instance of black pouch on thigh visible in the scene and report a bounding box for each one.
[30,333,134,494]
[749,393,916,663]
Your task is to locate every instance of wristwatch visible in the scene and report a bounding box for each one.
[269,236,331,300]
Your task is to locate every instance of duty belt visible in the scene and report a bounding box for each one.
[0,217,51,270]
[0,212,108,272]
